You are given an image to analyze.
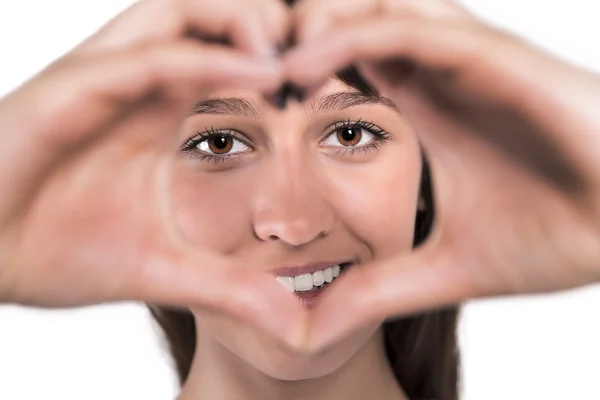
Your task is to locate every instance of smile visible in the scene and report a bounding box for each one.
[276,264,345,292]
[273,262,352,308]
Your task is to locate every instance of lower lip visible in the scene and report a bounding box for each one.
[296,284,330,309]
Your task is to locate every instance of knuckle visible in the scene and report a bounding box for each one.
[294,0,327,24]
[266,2,292,36]
[135,45,176,86]
[147,0,182,26]
[457,28,503,71]
[224,9,259,36]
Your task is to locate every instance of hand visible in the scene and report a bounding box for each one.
[285,0,600,350]
[0,0,303,341]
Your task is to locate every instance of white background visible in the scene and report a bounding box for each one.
[1,1,600,399]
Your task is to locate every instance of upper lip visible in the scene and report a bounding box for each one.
[271,261,352,277]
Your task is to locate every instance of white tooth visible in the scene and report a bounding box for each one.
[312,270,325,286]
[294,273,314,291]
[323,267,333,283]
[332,265,340,278]
[276,276,295,293]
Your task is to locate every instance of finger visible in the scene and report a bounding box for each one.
[295,0,470,41]
[255,0,293,48]
[0,41,282,213]
[8,41,282,151]
[294,0,375,42]
[128,250,307,349]
[285,16,497,87]
[305,246,476,352]
[78,0,288,57]
[287,12,600,195]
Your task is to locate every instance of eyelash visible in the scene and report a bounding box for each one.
[324,118,391,156]
[179,120,391,163]
[179,127,251,163]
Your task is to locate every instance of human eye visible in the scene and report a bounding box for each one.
[322,119,390,154]
[179,127,252,162]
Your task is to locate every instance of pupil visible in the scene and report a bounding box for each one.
[213,136,229,149]
[342,128,357,142]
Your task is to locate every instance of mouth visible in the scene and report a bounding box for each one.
[273,262,353,308]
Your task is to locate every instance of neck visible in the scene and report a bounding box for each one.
[177,327,407,400]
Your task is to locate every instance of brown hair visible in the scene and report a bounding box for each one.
[150,5,460,398]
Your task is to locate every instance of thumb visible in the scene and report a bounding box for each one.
[306,245,474,352]
[124,248,307,350]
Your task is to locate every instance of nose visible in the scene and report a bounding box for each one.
[252,155,335,246]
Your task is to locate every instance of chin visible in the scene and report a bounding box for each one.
[194,308,384,383]
[251,349,351,381]
[234,322,383,382]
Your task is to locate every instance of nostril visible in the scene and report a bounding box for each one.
[254,221,329,245]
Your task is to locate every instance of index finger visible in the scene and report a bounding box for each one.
[294,0,470,41]
[78,0,289,57]
[284,15,512,89]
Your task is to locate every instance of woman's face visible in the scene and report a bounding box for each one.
[169,78,422,380]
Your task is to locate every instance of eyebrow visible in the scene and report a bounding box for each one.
[190,97,260,118]
[306,91,400,115]
[189,91,399,117]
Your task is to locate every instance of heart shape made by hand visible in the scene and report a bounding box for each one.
[3,0,600,359]
[246,0,600,352]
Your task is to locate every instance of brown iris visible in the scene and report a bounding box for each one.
[336,127,362,146]
[208,136,233,154]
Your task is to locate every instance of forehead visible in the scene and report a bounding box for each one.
[206,78,353,105]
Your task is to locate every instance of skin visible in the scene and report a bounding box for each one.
[0,0,305,341]
[0,0,599,397]
[284,0,600,350]
[170,80,420,399]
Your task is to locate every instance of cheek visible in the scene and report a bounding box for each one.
[324,151,421,257]
[168,165,252,253]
